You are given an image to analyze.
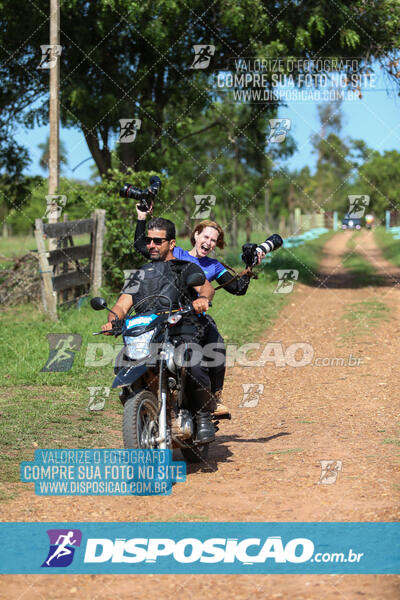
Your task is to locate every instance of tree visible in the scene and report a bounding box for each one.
[56,0,400,178]
[158,94,296,247]
[38,136,68,172]
[1,0,400,180]
[0,142,31,236]
[355,150,400,220]
[310,100,353,212]
[0,0,48,174]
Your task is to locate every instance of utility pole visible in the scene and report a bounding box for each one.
[48,0,60,251]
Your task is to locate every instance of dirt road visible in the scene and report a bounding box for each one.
[2,230,400,598]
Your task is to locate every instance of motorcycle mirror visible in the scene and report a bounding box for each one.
[185,272,205,287]
[168,314,182,325]
[90,297,108,311]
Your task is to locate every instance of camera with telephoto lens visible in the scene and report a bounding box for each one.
[241,233,283,267]
[119,176,162,212]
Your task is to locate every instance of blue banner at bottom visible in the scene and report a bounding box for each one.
[0,522,398,574]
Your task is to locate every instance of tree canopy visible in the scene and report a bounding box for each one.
[1,0,399,241]
[1,0,399,177]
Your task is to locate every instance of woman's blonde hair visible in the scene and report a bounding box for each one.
[190,220,226,250]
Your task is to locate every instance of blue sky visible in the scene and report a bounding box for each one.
[282,68,400,172]
[14,66,400,182]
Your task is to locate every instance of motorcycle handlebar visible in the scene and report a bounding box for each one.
[92,326,122,336]
[93,317,124,336]
[93,301,212,335]
[180,300,212,315]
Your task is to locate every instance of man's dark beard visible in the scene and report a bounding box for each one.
[150,250,161,260]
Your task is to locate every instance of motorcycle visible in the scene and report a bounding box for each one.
[91,273,219,463]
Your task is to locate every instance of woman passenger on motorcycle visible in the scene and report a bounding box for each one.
[135,207,265,417]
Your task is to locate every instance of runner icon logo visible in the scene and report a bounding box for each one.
[41,529,82,568]
[268,118,291,143]
[274,270,299,294]
[37,44,63,69]
[192,195,216,219]
[119,119,141,143]
[318,460,342,484]
[240,383,264,407]
[190,45,215,69]
[44,195,67,220]
[123,269,145,293]
[41,334,82,372]
[87,386,111,411]
[347,195,370,219]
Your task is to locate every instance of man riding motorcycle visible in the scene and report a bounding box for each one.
[102,217,217,443]
[134,208,261,418]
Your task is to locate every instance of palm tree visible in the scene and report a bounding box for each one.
[38,136,68,172]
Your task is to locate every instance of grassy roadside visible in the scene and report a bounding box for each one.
[0,234,36,258]
[374,227,400,268]
[0,387,118,495]
[0,298,123,500]
[339,299,390,341]
[341,230,381,286]
[0,232,332,500]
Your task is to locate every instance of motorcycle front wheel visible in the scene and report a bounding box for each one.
[123,390,159,449]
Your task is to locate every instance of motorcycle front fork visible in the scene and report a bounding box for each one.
[156,356,168,449]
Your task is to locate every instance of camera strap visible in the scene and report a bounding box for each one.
[213,262,256,291]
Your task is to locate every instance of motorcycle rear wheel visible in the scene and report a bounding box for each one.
[123,390,159,449]
[180,442,209,463]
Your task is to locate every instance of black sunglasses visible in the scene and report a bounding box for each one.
[145,236,168,246]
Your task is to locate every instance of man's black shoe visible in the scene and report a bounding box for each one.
[195,411,215,444]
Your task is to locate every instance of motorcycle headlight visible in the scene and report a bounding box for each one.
[124,330,154,359]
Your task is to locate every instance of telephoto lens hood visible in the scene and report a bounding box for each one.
[119,176,162,212]
[257,233,283,255]
[149,175,162,192]
[241,233,284,267]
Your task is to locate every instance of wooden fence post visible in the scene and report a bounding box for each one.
[34,218,58,320]
[91,209,106,296]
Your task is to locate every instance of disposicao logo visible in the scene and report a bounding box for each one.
[41,529,82,568]
[83,536,314,564]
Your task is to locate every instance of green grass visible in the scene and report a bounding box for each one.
[266,448,304,455]
[0,295,121,388]
[0,233,91,286]
[340,299,390,340]
[346,229,362,250]
[374,227,400,268]
[0,234,36,258]
[0,385,121,488]
[383,438,400,447]
[264,231,334,286]
[341,251,381,286]
[341,232,381,286]
[0,296,123,494]
[0,235,37,282]
[0,233,90,259]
